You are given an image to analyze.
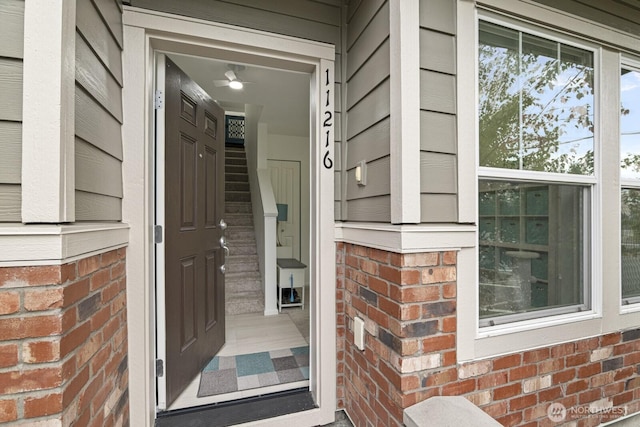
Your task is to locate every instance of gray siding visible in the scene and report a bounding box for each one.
[0,0,23,222]
[533,0,640,37]
[344,0,391,222]
[419,0,458,223]
[75,0,124,221]
[129,0,340,47]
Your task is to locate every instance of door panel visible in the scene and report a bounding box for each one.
[180,257,197,350]
[180,133,197,229]
[164,56,226,406]
[204,250,218,330]
[268,160,301,259]
[204,147,218,226]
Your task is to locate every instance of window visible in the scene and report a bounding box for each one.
[478,20,595,326]
[621,63,640,304]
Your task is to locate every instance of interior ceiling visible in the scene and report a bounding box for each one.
[169,54,310,137]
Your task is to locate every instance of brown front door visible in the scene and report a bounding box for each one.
[163,56,226,406]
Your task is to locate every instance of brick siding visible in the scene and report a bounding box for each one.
[0,249,128,426]
[336,242,640,426]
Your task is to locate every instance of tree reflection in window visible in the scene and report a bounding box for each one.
[479,21,594,174]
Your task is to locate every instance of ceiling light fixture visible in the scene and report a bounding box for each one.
[229,80,243,90]
[214,66,250,89]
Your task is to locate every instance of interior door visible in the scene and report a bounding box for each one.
[163,56,226,406]
[268,160,301,259]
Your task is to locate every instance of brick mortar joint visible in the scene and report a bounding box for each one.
[0,346,78,377]
[0,308,64,322]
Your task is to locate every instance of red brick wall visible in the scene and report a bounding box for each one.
[336,242,640,427]
[0,249,128,426]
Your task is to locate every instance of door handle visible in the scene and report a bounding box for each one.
[220,238,229,257]
[219,219,227,231]
[219,264,226,274]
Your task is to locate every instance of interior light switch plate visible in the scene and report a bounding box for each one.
[354,316,365,351]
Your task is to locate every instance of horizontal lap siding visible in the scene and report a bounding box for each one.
[130,0,345,219]
[0,0,23,59]
[345,0,391,222]
[75,0,123,221]
[129,0,340,47]
[534,0,640,37]
[0,185,21,221]
[419,0,458,223]
[0,0,24,222]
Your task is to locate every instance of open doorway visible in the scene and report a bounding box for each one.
[123,11,337,425]
[155,53,313,411]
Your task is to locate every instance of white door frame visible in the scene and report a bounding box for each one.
[122,8,336,427]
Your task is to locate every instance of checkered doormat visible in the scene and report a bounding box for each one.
[197,346,310,397]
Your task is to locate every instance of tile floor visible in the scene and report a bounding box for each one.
[169,310,309,410]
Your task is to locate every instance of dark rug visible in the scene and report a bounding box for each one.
[198,346,309,397]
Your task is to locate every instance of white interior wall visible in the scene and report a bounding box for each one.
[267,134,311,285]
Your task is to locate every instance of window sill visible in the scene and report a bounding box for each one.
[478,310,601,339]
[457,247,604,361]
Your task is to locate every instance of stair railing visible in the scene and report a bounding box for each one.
[252,168,279,315]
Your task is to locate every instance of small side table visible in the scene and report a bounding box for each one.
[277,258,306,312]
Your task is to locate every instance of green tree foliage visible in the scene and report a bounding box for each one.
[478,27,595,174]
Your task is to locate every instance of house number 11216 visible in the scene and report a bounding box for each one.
[323,68,333,170]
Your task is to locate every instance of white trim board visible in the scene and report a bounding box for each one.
[335,223,476,253]
[122,7,336,427]
[0,223,129,266]
[22,0,76,222]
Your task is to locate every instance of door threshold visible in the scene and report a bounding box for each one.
[155,388,316,427]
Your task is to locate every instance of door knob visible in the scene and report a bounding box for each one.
[219,264,226,274]
[219,236,226,248]
[219,219,227,231]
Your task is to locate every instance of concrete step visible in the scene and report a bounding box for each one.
[225,290,264,315]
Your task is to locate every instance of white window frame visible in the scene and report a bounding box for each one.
[455,0,621,361]
[620,55,640,309]
[476,14,599,327]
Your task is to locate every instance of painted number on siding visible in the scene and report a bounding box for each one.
[323,67,333,170]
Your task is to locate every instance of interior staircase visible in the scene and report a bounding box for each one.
[224,145,265,315]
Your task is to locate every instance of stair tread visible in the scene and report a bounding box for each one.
[226,274,260,281]
[222,144,262,317]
